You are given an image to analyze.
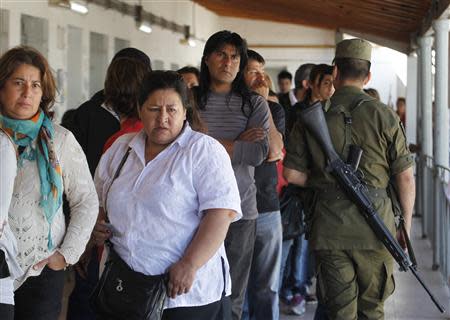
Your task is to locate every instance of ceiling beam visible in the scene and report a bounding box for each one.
[339,28,410,54]
[418,0,450,37]
[194,0,438,53]
[248,44,335,49]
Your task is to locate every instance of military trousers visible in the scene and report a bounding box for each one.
[314,248,395,320]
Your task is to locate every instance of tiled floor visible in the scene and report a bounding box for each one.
[281,217,450,319]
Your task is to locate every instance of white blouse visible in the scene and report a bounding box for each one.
[95,125,242,308]
[0,131,21,304]
[8,124,98,288]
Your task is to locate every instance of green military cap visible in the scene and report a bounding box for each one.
[334,38,372,62]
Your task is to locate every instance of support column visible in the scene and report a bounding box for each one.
[432,18,449,270]
[419,36,433,158]
[415,49,425,235]
[433,19,449,168]
[418,35,433,241]
[406,53,418,145]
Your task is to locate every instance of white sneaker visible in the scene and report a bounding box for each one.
[290,294,306,316]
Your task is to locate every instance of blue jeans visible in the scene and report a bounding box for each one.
[279,233,311,298]
[242,211,282,320]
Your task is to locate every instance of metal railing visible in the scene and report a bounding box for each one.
[417,154,450,286]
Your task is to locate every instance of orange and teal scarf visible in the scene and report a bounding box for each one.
[0,110,62,249]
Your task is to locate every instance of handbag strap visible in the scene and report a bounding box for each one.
[104,147,131,222]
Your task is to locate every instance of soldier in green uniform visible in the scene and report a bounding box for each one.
[283,38,416,319]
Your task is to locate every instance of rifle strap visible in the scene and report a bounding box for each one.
[343,111,353,160]
[339,93,375,160]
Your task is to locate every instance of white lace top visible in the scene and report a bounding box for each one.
[8,124,98,289]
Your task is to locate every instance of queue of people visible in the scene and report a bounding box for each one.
[0,30,414,320]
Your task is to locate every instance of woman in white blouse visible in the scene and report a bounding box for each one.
[0,46,98,320]
[93,71,241,319]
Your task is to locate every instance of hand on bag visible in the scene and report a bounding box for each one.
[238,128,266,142]
[167,259,197,299]
[33,251,67,271]
[92,220,112,246]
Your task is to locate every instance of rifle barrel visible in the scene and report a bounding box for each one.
[409,266,446,313]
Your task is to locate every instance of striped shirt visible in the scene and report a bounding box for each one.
[199,91,270,219]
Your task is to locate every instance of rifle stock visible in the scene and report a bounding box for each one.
[299,101,445,313]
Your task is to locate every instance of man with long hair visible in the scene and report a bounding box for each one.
[196,31,270,320]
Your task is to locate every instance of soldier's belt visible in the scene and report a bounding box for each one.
[318,186,388,201]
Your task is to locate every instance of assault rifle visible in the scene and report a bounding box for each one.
[299,101,445,313]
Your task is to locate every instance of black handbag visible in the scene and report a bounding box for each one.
[280,184,304,240]
[90,248,167,320]
[0,250,10,279]
[90,148,167,320]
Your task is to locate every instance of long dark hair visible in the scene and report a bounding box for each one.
[104,57,149,118]
[198,30,253,116]
[304,64,333,104]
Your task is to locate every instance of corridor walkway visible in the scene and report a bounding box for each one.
[281,217,450,319]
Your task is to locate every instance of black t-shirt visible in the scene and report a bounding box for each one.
[277,92,291,114]
[254,101,286,213]
[67,90,120,176]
